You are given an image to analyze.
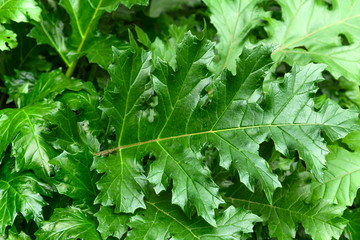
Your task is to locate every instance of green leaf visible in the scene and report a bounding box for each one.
[7,227,31,240]
[203,0,269,74]
[44,97,101,153]
[127,193,261,240]
[148,0,201,18]
[95,33,358,226]
[226,172,348,240]
[94,206,129,240]
[91,35,151,215]
[309,145,360,206]
[85,35,128,69]
[0,102,60,178]
[28,12,71,66]
[343,130,360,151]
[0,25,17,51]
[58,0,148,68]
[35,207,101,240]
[268,0,360,83]
[50,150,99,207]
[0,160,51,235]
[6,69,96,108]
[120,0,148,8]
[149,24,189,69]
[0,0,41,23]
[0,0,41,51]
[92,151,148,214]
[344,209,360,240]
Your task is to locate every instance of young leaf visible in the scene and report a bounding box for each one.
[0,161,51,235]
[203,0,269,74]
[35,207,101,240]
[226,172,348,240]
[309,145,360,206]
[268,0,360,83]
[127,193,261,240]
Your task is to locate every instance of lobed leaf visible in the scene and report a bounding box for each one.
[310,144,360,206]
[127,193,261,240]
[267,0,360,83]
[94,32,358,226]
[226,172,348,240]
[203,0,269,74]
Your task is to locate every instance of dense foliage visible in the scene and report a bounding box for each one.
[1,0,360,239]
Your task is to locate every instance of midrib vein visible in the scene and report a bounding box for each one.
[94,122,343,156]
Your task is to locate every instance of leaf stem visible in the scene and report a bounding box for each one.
[65,0,104,77]
[65,61,78,77]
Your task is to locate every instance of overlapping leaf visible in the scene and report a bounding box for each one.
[94,32,358,226]
[0,0,41,51]
[148,0,201,18]
[30,0,149,71]
[0,160,51,235]
[226,172,348,240]
[267,0,360,83]
[310,144,360,206]
[50,150,99,206]
[203,0,269,74]
[35,207,101,240]
[0,25,17,50]
[0,102,59,177]
[95,206,129,240]
[127,193,261,240]
[344,209,360,240]
[5,69,95,108]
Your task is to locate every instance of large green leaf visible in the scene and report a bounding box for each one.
[226,172,348,240]
[309,145,360,206]
[267,0,360,83]
[127,193,261,240]
[35,207,101,240]
[203,0,269,74]
[0,160,51,235]
[94,32,358,226]
[0,102,60,177]
[91,35,151,215]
